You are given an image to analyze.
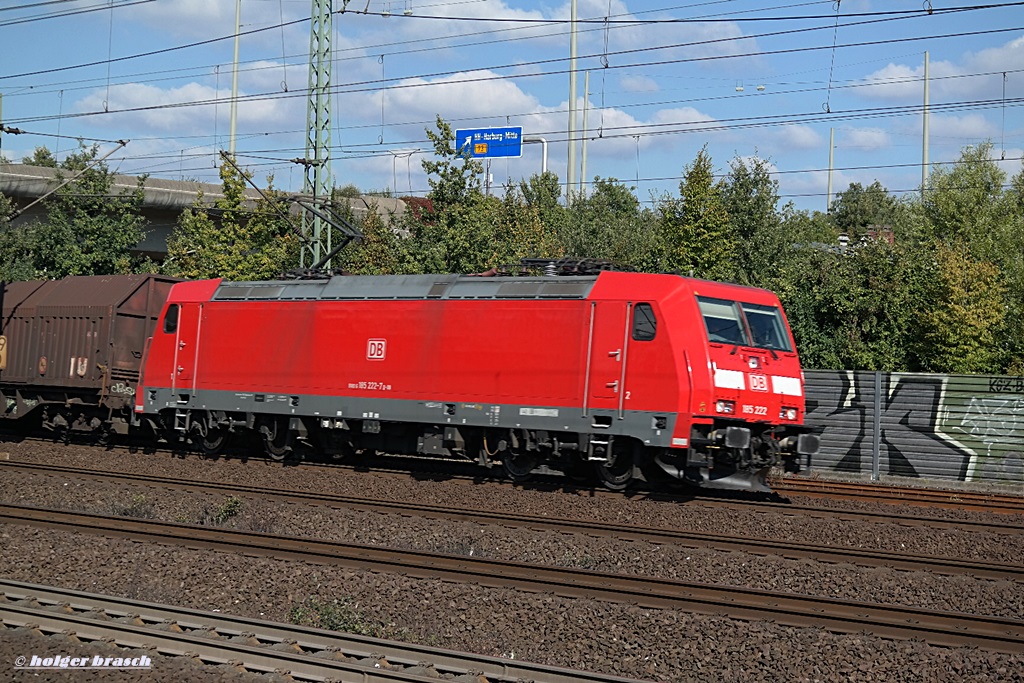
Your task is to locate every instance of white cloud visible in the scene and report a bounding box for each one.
[384,70,543,123]
[927,113,998,141]
[772,125,822,150]
[857,34,1024,102]
[75,81,293,131]
[620,75,659,93]
[857,62,930,100]
[842,127,890,151]
[651,107,715,126]
[731,155,779,174]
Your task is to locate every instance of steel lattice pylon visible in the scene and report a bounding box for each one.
[301,0,333,268]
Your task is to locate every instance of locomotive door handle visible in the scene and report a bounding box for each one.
[605,380,619,392]
[178,341,187,349]
[177,366,184,374]
[608,349,621,360]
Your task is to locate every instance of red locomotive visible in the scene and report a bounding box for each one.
[1,264,818,491]
[135,264,817,491]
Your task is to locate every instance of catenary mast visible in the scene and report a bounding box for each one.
[300,0,334,268]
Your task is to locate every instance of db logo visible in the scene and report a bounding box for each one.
[749,374,769,392]
[367,338,387,360]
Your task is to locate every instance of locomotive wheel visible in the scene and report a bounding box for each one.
[502,450,537,482]
[190,412,228,457]
[261,419,293,461]
[594,440,636,491]
[199,429,228,457]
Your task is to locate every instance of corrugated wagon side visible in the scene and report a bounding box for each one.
[0,274,180,436]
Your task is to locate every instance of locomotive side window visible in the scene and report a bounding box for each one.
[741,303,793,352]
[697,297,750,345]
[163,304,179,333]
[632,303,657,341]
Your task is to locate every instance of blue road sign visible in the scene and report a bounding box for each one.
[455,126,523,159]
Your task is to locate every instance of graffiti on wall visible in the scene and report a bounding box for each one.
[804,371,1023,484]
[953,396,1024,481]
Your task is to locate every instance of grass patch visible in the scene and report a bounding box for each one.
[288,596,382,637]
[110,494,155,519]
[197,495,243,526]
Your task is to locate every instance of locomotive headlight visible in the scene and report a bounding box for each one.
[780,407,798,420]
[715,400,735,414]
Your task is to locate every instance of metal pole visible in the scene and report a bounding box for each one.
[579,71,590,198]
[922,50,930,197]
[302,0,334,269]
[826,127,834,212]
[524,137,548,174]
[872,371,882,482]
[229,0,241,155]
[566,0,578,204]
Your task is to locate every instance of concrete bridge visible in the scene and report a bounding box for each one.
[0,163,407,260]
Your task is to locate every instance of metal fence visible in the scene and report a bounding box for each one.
[803,371,1024,486]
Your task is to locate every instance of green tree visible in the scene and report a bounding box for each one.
[24,143,149,278]
[22,147,57,167]
[921,142,1010,260]
[421,115,483,210]
[407,116,498,273]
[784,239,921,370]
[335,202,412,275]
[1000,164,1024,371]
[720,155,785,288]
[519,171,566,237]
[557,177,655,268]
[488,182,563,266]
[654,147,733,279]
[335,183,362,198]
[0,193,39,280]
[164,159,298,280]
[913,241,1007,373]
[830,181,908,240]
[917,143,1024,373]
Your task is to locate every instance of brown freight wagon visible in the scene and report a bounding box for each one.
[0,274,180,436]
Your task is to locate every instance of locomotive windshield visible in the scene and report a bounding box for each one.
[697,296,792,352]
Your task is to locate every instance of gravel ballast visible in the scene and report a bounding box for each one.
[1,439,1023,682]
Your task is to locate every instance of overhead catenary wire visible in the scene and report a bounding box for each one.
[8,21,1024,133]
[2,1,1018,142]
[2,1,1017,83]
[4,0,1022,206]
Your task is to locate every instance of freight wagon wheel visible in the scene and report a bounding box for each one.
[594,439,636,491]
[260,418,293,461]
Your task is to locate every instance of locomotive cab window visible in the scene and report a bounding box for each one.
[163,304,179,333]
[697,297,749,346]
[741,303,793,352]
[632,303,657,341]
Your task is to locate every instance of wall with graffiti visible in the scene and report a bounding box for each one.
[803,371,1024,486]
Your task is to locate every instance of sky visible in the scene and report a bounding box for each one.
[2,0,1023,213]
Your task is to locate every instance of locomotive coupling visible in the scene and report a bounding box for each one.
[709,426,751,450]
[778,433,821,455]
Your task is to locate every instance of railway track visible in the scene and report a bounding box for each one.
[0,579,646,683]
[774,476,1024,514]
[6,436,1022,517]
[6,453,1024,537]
[2,460,1022,580]
[2,502,1022,653]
